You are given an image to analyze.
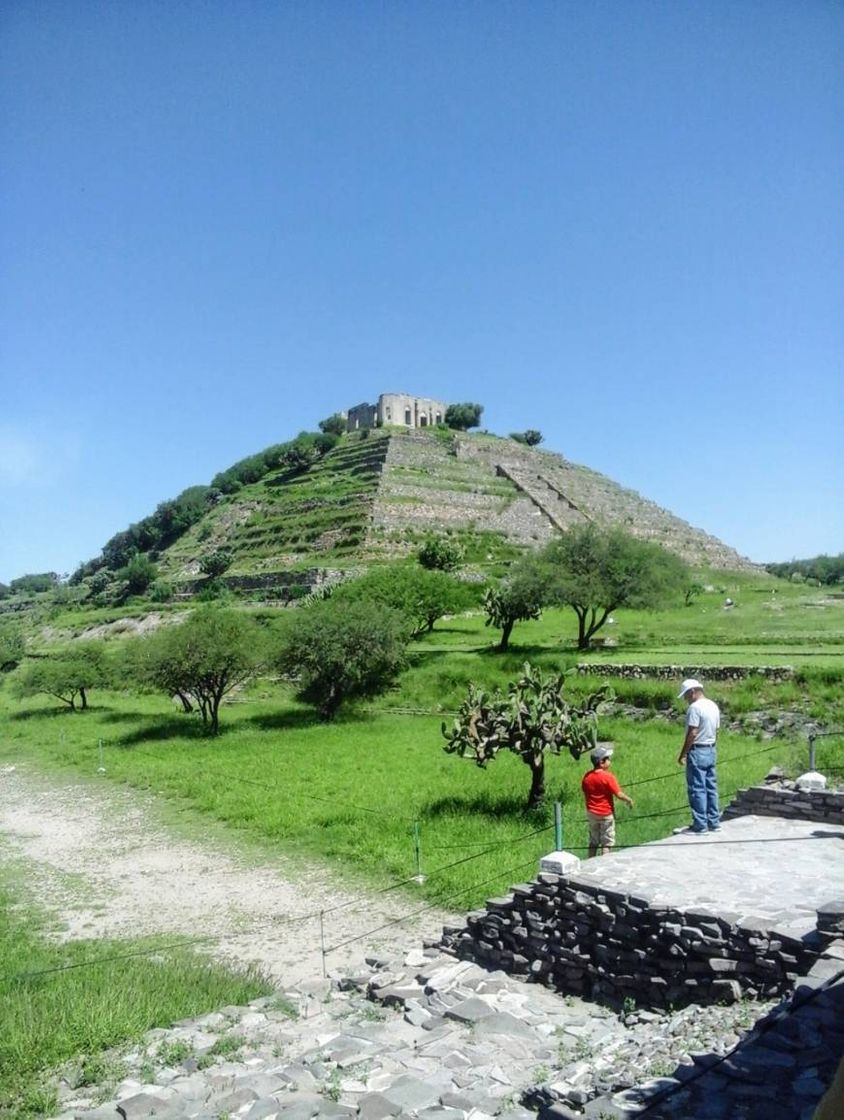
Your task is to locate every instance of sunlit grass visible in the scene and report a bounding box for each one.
[0,869,269,1119]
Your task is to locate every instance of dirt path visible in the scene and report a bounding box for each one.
[0,764,461,985]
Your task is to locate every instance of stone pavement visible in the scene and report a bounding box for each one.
[566,814,844,942]
[47,946,844,1120]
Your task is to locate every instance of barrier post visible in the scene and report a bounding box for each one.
[97,738,106,773]
[808,734,817,772]
[413,819,425,883]
[554,801,562,850]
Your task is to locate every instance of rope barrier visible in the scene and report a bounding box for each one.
[323,856,540,957]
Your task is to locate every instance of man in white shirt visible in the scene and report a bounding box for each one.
[675,678,721,835]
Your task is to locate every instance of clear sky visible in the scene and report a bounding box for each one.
[2,1,842,583]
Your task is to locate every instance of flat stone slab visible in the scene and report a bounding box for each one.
[568,814,844,937]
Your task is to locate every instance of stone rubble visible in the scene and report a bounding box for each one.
[50,945,841,1120]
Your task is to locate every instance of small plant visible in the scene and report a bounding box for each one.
[268,994,299,1019]
[574,1037,592,1061]
[325,1069,342,1102]
[76,1053,128,1089]
[156,1039,193,1066]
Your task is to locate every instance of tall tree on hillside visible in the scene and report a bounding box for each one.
[443,664,610,808]
[318,413,347,436]
[510,430,543,446]
[444,402,483,431]
[537,524,689,650]
[138,608,264,734]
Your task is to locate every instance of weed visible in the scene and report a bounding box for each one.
[156,1039,193,1066]
[268,995,299,1019]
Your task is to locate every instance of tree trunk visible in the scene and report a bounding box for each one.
[79,687,88,711]
[527,755,546,809]
[175,690,193,713]
[498,620,514,652]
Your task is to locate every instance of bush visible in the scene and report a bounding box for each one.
[275,599,408,720]
[444,403,483,431]
[417,535,465,572]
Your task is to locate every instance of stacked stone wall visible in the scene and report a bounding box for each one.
[724,782,844,826]
[441,873,819,1011]
[174,567,347,599]
[577,663,795,684]
[455,436,758,570]
[370,434,556,545]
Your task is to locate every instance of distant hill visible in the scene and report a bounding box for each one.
[138,428,755,597]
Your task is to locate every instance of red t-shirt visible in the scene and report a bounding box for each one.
[581,768,622,817]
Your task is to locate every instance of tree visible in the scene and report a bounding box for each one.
[318,413,347,436]
[417,535,464,572]
[139,608,264,734]
[12,643,107,711]
[200,549,232,579]
[9,572,59,595]
[276,599,408,720]
[483,569,544,651]
[537,524,689,650]
[118,553,158,596]
[442,664,610,808]
[444,402,483,431]
[0,622,25,671]
[336,564,470,638]
[510,430,543,446]
[0,582,10,600]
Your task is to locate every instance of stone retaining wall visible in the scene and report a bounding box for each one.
[175,568,346,599]
[441,874,819,1011]
[577,663,795,683]
[725,781,844,827]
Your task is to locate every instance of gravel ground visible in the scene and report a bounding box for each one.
[0,764,460,984]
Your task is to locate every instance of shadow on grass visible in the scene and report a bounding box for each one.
[245,708,322,732]
[10,705,90,721]
[421,791,545,824]
[112,715,209,747]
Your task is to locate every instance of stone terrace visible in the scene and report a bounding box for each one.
[442,812,844,1010]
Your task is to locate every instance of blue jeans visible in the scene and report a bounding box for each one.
[686,746,720,832]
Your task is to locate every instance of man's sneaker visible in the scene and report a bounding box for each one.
[709,825,722,832]
[672,825,707,835]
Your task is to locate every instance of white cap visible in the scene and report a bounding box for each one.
[678,678,703,698]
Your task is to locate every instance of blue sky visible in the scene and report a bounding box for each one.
[1,1,842,583]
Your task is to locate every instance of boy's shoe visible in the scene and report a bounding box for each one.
[672,825,707,835]
[709,826,722,832]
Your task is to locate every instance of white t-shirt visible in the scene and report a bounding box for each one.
[686,696,720,746]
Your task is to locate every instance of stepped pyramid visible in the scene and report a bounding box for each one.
[159,429,755,594]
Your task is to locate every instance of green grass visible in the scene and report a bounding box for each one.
[0,866,269,1118]
[0,680,823,914]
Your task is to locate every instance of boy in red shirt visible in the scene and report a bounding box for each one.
[581,744,633,857]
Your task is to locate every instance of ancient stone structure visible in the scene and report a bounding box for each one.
[439,792,844,1012]
[346,393,448,431]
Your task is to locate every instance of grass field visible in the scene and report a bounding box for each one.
[0,679,821,913]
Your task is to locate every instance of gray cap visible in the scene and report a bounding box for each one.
[590,745,614,765]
